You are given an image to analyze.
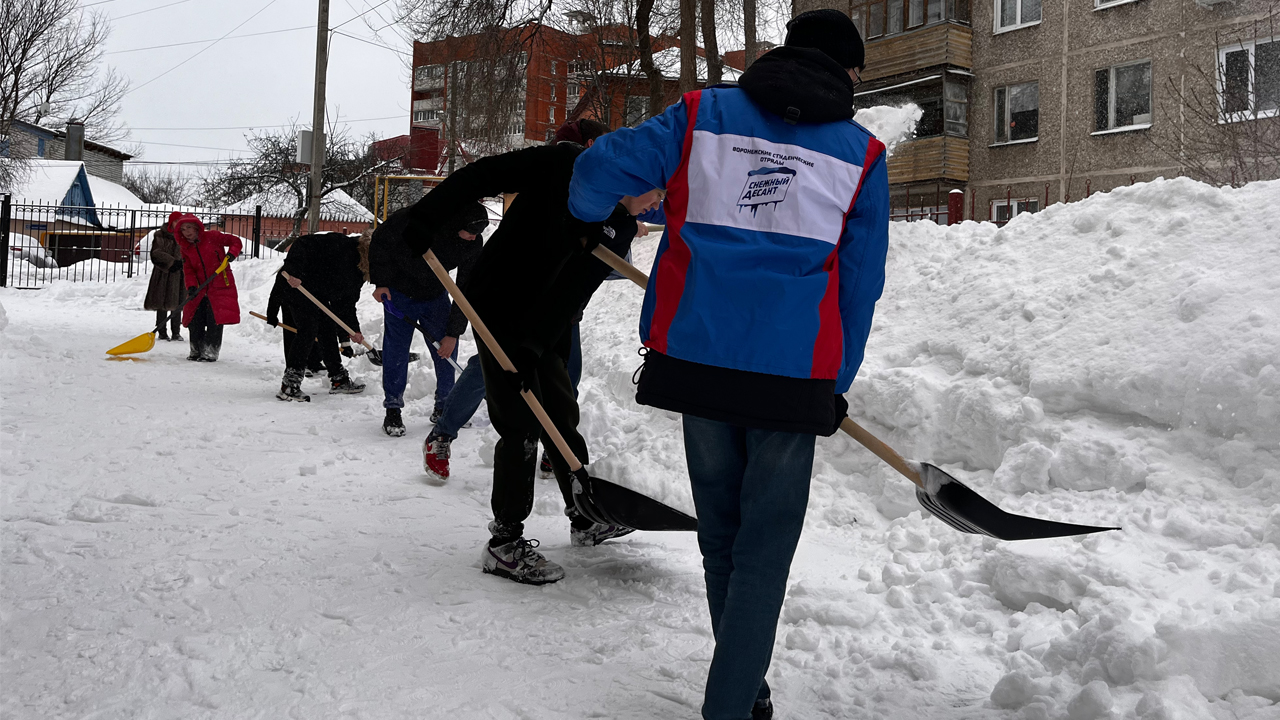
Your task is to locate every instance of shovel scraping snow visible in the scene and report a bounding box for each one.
[591,244,1119,541]
[106,332,156,356]
[423,250,696,533]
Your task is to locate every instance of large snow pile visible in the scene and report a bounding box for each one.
[2,176,1278,719]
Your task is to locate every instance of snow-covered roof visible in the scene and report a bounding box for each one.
[7,160,92,205]
[5,160,145,228]
[610,48,743,83]
[221,186,375,222]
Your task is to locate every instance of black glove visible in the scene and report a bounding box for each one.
[186,286,197,301]
[225,252,236,263]
[340,344,355,359]
[506,346,540,393]
[266,315,278,327]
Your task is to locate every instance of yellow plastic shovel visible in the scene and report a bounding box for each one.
[106,331,156,356]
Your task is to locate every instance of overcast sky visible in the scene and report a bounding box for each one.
[101,0,413,168]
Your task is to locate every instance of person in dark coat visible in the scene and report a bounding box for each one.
[266,246,325,376]
[368,201,488,436]
[173,213,241,362]
[274,232,369,402]
[568,11,888,720]
[143,216,185,341]
[399,127,661,586]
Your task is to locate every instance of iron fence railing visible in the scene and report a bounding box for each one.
[1,196,370,289]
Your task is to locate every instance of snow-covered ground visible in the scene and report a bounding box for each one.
[3,177,1279,720]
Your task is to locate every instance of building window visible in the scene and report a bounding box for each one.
[414,64,446,91]
[549,106,556,123]
[1094,60,1152,131]
[625,96,649,126]
[852,0,961,40]
[551,84,557,101]
[1219,38,1279,121]
[993,81,1038,143]
[993,197,1038,223]
[994,0,1040,32]
[551,61,558,74]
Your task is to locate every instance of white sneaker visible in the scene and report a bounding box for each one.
[571,522,635,547]
[481,538,565,585]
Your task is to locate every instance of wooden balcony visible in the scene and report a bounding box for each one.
[887,135,970,184]
[862,23,973,82]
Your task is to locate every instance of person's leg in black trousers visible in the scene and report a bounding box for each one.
[187,298,214,361]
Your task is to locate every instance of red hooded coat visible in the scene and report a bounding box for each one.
[173,214,242,327]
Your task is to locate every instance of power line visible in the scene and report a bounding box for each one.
[105,26,311,55]
[111,0,192,21]
[131,140,255,151]
[124,0,285,96]
[332,29,410,56]
[332,0,396,31]
[128,114,405,131]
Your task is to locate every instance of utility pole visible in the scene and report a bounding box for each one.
[306,0,331,234]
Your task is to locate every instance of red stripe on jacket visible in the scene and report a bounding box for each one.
[645,90,703,354]
[810,137,886,379]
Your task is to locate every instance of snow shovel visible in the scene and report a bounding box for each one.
[106,331,156,356]
[381,298,465,374]
[589,245,1120,541]
[249,311,298,333]
[423,250,697,532]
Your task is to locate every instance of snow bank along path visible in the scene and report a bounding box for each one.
[3,176,1279,719]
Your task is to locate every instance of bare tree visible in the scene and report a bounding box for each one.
[701,0,722,84]
[201,123,399,238]
[743,0,758,67]
[636,0,667,117]
[122,167,194,205]
[679,0,698,93]
[1,0,130,146]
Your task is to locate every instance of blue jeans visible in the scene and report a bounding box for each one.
[430,353,487,440]
[381,288,458,410]
[682,415,815,720]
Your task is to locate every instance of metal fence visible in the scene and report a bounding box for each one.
[0,196,346,288]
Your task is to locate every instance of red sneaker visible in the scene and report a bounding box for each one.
[423,434,451,482]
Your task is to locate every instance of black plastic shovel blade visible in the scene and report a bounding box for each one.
[572,471,697,532]
[915,463,1119,541]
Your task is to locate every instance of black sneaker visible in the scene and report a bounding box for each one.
[383,408,406,437]
[538,452,554,479]
[752,698,773,720]
[481,537,564,585]
[330,371,366,395]
[429,405,443,424]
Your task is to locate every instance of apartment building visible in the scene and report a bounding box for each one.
[795,0,1278,222]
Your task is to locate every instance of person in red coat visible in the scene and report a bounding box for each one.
[172,213,242,362]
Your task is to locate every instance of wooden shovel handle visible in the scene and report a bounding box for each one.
[249,311,297,333]
[280,272,375,351]
[423,250,585,472]
[591,245,925,489]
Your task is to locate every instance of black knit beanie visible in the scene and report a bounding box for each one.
[784,9,865,70]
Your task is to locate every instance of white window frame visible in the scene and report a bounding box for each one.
[993,0,1041,34]
[549,106,556,123]
[992,197,1039,223]
[992,81,1039,145]
[1094,0,1141,8]
[1217,37,1280,123]
[1094,59,1153,132]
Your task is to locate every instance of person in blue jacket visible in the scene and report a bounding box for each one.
[567,10,888,720]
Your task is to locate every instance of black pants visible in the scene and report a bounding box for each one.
[478,339,591,540]
[280,304,324,372]
[188,298,224,360]
[287,308,343,377]
[154,309,180,337]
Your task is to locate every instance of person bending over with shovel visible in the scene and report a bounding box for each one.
[568,11,889,720]
[172,213,242,362]
[368,202,489,437]
[398,124,661,585]
[274,232,370,402]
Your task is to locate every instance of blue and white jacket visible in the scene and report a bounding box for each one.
[570,79,889,433]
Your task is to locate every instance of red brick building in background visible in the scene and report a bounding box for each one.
[406,24,680,173]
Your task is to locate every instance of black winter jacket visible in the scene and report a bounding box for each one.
[368,202,486,338]
[278,232,364,334]
[402,143,638,356]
